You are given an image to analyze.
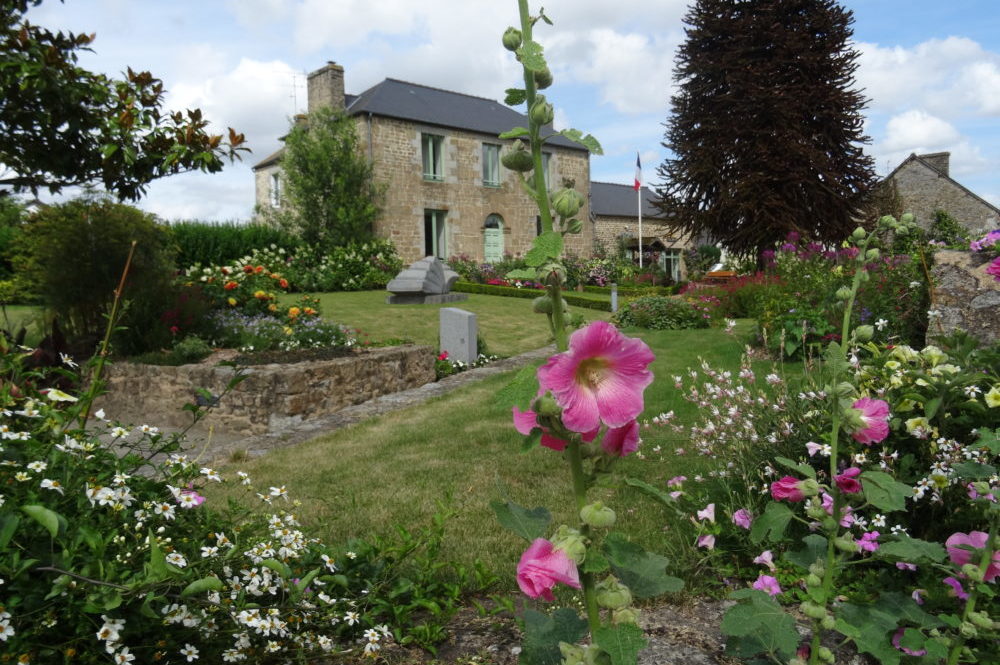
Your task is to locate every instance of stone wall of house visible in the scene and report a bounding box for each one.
[358,115,593,264]
[890,162,999,235]
[254,163,281,211]
[93,345,435,436]
[930,250,1000,346]
[593,215,690,278]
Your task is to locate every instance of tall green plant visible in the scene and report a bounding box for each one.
[168,220,301,268]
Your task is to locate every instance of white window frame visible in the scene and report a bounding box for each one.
[269,172,281,208]
[424,209,448,258]
[482,143,501,187]
[422,133,444,181]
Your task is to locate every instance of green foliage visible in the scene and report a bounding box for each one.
[490,501,552,542]
[452,281,612,312]
[593,624,647,665]
[721,589,800,661]
[520,608,589,665]
[611,295,709,330]
[602,533,683,598]
[0,1,245,199]
[15,195,179,354]
[927,209,971,246]
[269,106,382,249]
[167,220,301,268]
[0,196,24,281]
[129,334,212,366]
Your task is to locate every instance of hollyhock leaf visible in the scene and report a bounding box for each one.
[180,575,225,598]
[834,608,902,665]
[951,461,996,480]
[495,365,538,409]
[978,428,1000,454]
[0,514,20,549]
[262,558,292,579]
[521,428,543,452]
[860,471,910,513]
[785,534,828,571]
[556,129,604,155]
[516,40,546,73]
[873,591,943,629]
[498,126,530,139]
[525,231,563,267]
[21,504,60,539]
[603,532,683,597]
[490,501,551,542]
[721,590,798,660]
[774,456,816,479]
[506,268,539,281]
[877,536,947,564]
[581,550,610,574]
[750,502,794,544]
[623,477,676,508]
[504,88,527,106]
[520,608,588,665]
[147,528,171,581]
[594,623,647,665]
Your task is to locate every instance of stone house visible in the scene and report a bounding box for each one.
[254,62,593,264]
[884,152,999,235]
[590,182,689,281]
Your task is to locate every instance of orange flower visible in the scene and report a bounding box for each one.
[270,273,280,280]
[279,278,289,289]
[253,290,269,300]
[268,303,278,312]
[254,265,264,274]
[224,281,239,291]
[243,265,254,274]
[220,267,230,275]
[303,307,317,316]
[288,306,301,318]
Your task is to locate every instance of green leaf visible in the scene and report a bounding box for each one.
[494,364,538,410]
[490,501,551,542]
[924,396,942,419]
[524,231,563,267]
[181,575,225,597]
[603,532,683,598]
[101,143,118,158]
[521,428,542,453]
[516,40,547,73]
[624,476,676,507]
[21,504,60,539]
[977,428,999,454]
[261,558,291,579]
[520,608,588,665]
[952,461,996,480]
[504,88,527,106]
[835,602,902,665]
[0,514,20,549]
[749,502,793,544]
[784,534,827,571]
[594,624,647,665]
[555,128,603,155]
[721,590,799,660]
[499,126,531,139]
[140,593,161,619]
[877,536,946,564]
[147,530,171,580]
[581,550,610,574]
[506,268,539,281]
[774,456,816,479]
[860,471,911,513]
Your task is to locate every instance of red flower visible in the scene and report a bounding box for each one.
[224,281,239,291]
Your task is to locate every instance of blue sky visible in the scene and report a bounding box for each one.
[20,0,1000,222]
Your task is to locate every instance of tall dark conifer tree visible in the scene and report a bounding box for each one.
[656,0,876,258]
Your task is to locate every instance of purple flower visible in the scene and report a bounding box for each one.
[696,503,716,523]
[732,509,753,530]
[696,534,715,549]
[752,574,781,596]
[892,628,927,657]
[943,576,970,600]
[753,550,776,571]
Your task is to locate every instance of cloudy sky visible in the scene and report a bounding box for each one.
[23,0,1000,222]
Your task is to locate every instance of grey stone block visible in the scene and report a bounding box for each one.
[440,308,477,364]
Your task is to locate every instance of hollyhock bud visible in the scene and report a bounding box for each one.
[817,647,835,663]
[901,213,915,224]
[533,392,562,418]
[835,286,852,301]
[551,187,585,219]
[501,140,534,172]
[771,476,809,502]
[962,563,985,582]
[853,226,868,240]
[854,325,874,342]
[580,501,616,528]
[516,538,581,601]
[865,248,880,261]
[800,601,827,620]
[834,536,858,553]
[502,27,522,51]
[834,467,862,494]
[529,96,554,126]
[534,65,553,89]
[596,576,632,609]
[968,611,995,630]
[532,295,553,314]
[806,573,822,588]
[821,615,836,630]
[550,525,587,565]
[565,218,583,234]
[612,607,641,626]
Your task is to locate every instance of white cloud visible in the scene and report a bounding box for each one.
[882,110,960,152]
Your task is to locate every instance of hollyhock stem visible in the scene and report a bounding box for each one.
[947,517,998,665]
[566,439,601,634]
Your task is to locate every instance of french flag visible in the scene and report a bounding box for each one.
[633,153,642,191]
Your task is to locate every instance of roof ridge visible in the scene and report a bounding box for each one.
[380,77,507,106]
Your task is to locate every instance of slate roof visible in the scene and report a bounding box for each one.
[253,78,584,170]
[590,182,667,219]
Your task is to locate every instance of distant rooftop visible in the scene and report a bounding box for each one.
[590,182,667,218]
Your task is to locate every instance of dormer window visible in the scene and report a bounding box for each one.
[422,133,444,181]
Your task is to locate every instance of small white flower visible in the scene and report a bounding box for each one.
[26,461,47,473]
[201,467,222,482]
[927,309,942,319]
[40,478,65,495]
[166,552,188,568]
[44,388,78,402]
[236,471,251,485]
[180,643,200,661]
[114,647,136,664]
[201,546,219,558]
[0,619,14,641]
[59,352,79,369]
[874,318,888,331]
[269,486,288,500]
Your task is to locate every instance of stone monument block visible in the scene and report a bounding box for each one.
[440,308,477,365]
[387,257,466,304]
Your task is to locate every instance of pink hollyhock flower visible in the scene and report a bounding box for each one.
[911,589,926,605]
[669,491,684,499]
[536,320,654,433]
[943,576,970,600]
[696,503,716,523]
[850,397,890,445]
[858,531,880,553]
[770,476,806,502]
[945,531,1000,582]
[601,420,640,457]
[697,534,715,549]
[834,467,863,494]
[821,492,855,528]
[512,407,598,452]
[516,538,581,601]
[891,628,927,657]
[752,574,781,596]
[732,509,753,530]
[666,476,687,488]
[805,441,823,457]
[987,256,1000,282]
[753,550,776,571]
[897,562,917,571]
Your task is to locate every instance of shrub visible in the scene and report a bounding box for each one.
[15,196,178,355]
[167,220,301,268]
[611,295,710,330]
[451,281,612,312]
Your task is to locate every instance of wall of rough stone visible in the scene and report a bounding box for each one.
[94,345,435,436]
[593,215,690,279]
[930,250,1000,346]
[890,161,999,235]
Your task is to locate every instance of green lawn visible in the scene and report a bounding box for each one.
[214,321,787,593]
[287,290,612,357]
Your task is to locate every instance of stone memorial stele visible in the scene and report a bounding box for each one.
[386,256,467,304]
[439,308,478,365]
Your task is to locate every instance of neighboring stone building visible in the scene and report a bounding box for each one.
[885,152,999,235]
[590,182,688,281]
[254,62,593,264]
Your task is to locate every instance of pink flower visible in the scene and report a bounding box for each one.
[437,351,449,361]
[512,407,598,452]
[897,562,917,572]
[536,321,654,433]
[945,531,1000,582]
[911,589,925,605]
[943,576,970,600]
[753,550,776,571]
[891,628,927,657]
[752,574,781,596]
[516,538,581,601]
[805,441,823,457]
[849,397,890,445]
[834,467,862,494]
[697,534,716,549]
[858,531,880,553]
[732,509,753,530]
[770,476,806,502]
[176,489,206,508]
[987,256,1000,282]
[601,420,640,457]
[821,492,854,527]
[696,503,716,523]
[666,476,687,488]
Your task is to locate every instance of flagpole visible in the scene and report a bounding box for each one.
[637,185,643,268]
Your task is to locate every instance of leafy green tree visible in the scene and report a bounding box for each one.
[0,0,247,200]
[656,0,876,258]
[272,107,381,249]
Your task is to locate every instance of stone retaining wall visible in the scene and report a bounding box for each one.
[94,345,435,436]
[930,250,1000,346]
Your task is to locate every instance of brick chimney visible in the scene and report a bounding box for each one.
[307,61,345,113]
[919,151,950,176]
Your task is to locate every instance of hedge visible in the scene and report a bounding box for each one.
[451,281,612,312]
[581,284,678,297]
